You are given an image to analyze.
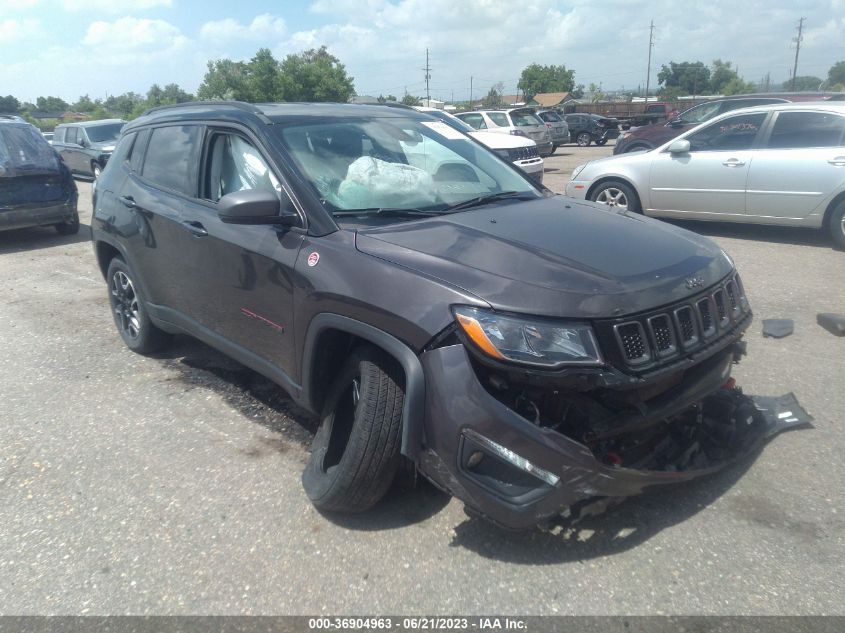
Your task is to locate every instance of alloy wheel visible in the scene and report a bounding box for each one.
[110,271,141,339]
[595,187,629,210]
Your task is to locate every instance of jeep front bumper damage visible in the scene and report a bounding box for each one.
[417,344,812,530]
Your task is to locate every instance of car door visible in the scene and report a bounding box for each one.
[176,127,305,378]
[647,111,768,218]
[60,126,82,173]
[119,124,202,311]
[746,109,845,223]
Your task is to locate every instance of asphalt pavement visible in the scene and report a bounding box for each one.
[1,145,843,615]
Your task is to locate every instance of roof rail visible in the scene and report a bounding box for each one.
[140,100,272,123]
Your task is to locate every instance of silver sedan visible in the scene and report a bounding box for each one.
[565,102,845,247]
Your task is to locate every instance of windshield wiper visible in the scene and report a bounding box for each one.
[444,191,537,212]
[332,207,442,218]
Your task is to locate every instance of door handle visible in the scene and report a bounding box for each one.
[828,157,845,166]
[119,195,137,208]
[181,220,208,237]
[722,159,745,167]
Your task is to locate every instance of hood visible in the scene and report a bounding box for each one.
[89,141,116,152]
[355,196,734,319]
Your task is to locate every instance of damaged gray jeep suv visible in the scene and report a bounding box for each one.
[91,102,805,529]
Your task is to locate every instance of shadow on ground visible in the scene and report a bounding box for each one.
[0,223,92,253]
[668,219,835,249]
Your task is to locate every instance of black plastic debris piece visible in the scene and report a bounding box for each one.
[751,392,814,436]
[817,313,845,337]
[762,319,794,338]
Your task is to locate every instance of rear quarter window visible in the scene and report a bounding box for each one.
[487,112,510,127]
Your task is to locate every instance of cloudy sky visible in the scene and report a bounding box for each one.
[1,0,844,103]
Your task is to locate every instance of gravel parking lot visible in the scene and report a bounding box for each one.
[1,142,844,615]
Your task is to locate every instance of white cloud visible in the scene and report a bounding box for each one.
[0,18,40,42]
[0,0,39,9]
[61,0,171,12]
[83,16,187,53]
[199,14,286,42]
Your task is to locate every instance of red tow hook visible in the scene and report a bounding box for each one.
[722,377,737,391]
[604,451,623,467]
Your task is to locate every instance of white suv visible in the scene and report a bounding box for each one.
[414,107,544,183]
[455,108,554,157]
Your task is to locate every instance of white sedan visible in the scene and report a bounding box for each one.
[565,102,845,247]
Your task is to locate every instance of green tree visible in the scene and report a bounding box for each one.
[248,48,281,102]
[827,61,845,88]
[709,59,750,94]
[35,96,69,112]
[278,46,355,102]
[197,59,252,101]
[0,95,20,113]
[401,94,421,106]
[657,61,710,95]
[517,63,575,101]
[71,94,97,112]
[782,75,823,91]
[377,94,397,103]
[104,92,144,118]
[481,84,504,108]
[571,84,585,99]
[161,83,193,104]
[721,77,756,95]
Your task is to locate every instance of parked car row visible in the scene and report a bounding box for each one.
[567,102,845,247]
[52,119,125,179]
[455,108,557,156]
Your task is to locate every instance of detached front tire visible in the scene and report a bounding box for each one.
[106,257,169,354]
[595,138,608,146]
[303,345,405,513]
[829,199,845,249]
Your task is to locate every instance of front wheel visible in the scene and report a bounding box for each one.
[302,346,405,513]
[576,132,592,147]
[594,138,608,146]
[55,210,80,235]
[829,199,845,249]
[106,257,169,354]
[589,180,641,213]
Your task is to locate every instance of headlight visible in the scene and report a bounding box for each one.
[453,306,603,368]
[569,163,588,180]
[494,148,511,160]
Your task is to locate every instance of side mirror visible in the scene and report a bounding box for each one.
[80,137,89,148]
[668,139,690,154]
[668,118,684,128]
[218,189,300,226]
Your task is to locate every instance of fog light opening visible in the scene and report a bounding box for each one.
[461,429,560,487]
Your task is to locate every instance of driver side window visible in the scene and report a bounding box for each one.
[686,113,766,152]
[204,133,280,202]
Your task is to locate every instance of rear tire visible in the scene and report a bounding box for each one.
[92,162,102,179]
[302,345,405,513]
[830,200,845,249]
[576,132,592,147]
[106,257,169,354]
[589,180,641,213]
[55,211,80,235]
[550,144,558,154]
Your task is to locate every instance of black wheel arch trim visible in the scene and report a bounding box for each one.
[301,313,426,461]
[92,233,157,307]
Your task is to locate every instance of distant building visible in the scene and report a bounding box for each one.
[527,92,574,108]
[420,98,444,109]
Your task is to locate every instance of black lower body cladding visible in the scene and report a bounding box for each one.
[416,343,811,530]
[0,199,77,232]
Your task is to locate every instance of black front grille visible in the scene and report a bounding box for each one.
[602,273,751,373]
[508,146,540,161]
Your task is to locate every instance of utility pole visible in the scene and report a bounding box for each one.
[644,19,655,102]
[469,76,473,108]
[790,17,805,91]
[423,48,431,103]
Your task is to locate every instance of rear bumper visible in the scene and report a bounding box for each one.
[417,340,805,530]
[536,141,554,157]
[550,131,570,144]
[514,158,544,183]
[0,198,76,231]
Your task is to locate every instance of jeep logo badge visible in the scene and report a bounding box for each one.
[685,275,705,289]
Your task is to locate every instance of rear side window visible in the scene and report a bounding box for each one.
[539,111,561,122]
[767,111,845,149]
[54,127,66,143]
[66,127,79,145]
[141,125,200,195]
[487,112,509,127]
